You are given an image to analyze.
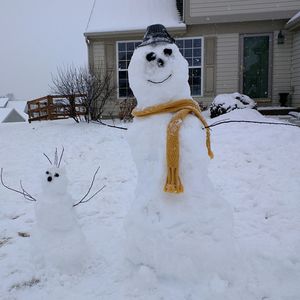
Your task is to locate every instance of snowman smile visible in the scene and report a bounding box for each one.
[147,74,172,84]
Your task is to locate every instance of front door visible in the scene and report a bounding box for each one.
[240,34,272,99]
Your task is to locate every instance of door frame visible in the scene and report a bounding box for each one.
[239,33,273,101]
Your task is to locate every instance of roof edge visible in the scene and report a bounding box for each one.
[286,13,300,31]
[84,25,186,38]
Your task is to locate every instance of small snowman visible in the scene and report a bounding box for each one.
[32,150,88,274]
[125,24,250,298]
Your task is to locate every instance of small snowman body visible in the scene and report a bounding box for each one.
[125,24,248,297]
[33,166,88,274]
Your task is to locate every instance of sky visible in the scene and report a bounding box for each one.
[0,0,94,100]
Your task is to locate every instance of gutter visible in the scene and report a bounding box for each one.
[285,13,300,31]
[84,25,186,39]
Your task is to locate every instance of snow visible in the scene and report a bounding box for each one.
[287,11,300,25]
[0,111,300,299]
[289,111,300,119]
[0,97,9,108]
[86,0,185,34]
[210,93,257,118]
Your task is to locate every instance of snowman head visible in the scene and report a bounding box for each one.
[128,24,191,107]
[43,166,68,195]
[42,148,68,195]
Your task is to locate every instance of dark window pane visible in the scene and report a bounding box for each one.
[193,39,201,48]
[193,48,201,57]
[127,52,133,60]
[119,52,126,61]
[134,42,141,48]
[176,40,183,48]
[119,88,127,98]
[119,61,127,69]
[118,43,126,51]
[119,71,127,80]
[193,58,201,66]
[186,58,192,66]
[192,86,201,95]
[128,88,134,97]
[184,39,192,48]
[192,68,201,76]
[127,42,134,51]
[192,76,201,85]
[184,49,192,57]
[119,79,127,88]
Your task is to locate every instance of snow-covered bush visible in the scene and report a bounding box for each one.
[210,93,257,118]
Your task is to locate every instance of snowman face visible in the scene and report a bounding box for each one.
[42,166,68,195]
[128,43,191,107]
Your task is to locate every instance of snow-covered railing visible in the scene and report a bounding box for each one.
[27,94,86,123]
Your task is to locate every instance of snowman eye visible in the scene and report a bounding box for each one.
[146,52,156,62]
[163,48,172,56]
[46,171,49,175]
[54,173,59,177]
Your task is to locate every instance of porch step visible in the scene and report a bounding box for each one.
[258,106,300,116]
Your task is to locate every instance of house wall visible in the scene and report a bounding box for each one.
[291,30,300,106]
[86,19,298,116]
[185,0,300,24]
[272,30,293,105]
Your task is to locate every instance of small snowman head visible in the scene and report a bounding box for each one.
[42,148,68,195]
[128,24,191,107]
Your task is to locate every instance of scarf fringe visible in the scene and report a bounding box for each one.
[164,167,184,193]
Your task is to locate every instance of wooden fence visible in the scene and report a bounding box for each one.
[27,95,86,123]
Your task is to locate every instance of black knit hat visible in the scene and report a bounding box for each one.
[138,24,175,47]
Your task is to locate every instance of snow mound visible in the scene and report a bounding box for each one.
[210,93,257,118]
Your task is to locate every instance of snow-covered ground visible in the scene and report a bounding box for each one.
[0,109,300,299]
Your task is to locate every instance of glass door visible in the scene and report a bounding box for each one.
[240,34,272,99]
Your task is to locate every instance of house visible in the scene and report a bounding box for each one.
[0,97,28,123]
[84,0,300,116]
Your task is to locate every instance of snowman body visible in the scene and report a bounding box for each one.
[33,166,88,274]
[125,40,244,292]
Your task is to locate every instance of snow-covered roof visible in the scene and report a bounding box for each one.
[85,0,185,35]
[0,108,27,123]
[0,97,9,108]
[286,11,300,30]
[6,100,28,113]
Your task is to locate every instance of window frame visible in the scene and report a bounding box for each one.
[116,37,204,99]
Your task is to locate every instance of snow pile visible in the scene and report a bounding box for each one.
[210,92,257,118]
[86,0,185,33]
[126,40,253,299]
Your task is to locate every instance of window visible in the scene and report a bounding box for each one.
[117,41,141,98]
[176,38,203,96]
[117,37,203,98]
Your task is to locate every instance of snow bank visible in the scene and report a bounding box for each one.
[0,114,300,299]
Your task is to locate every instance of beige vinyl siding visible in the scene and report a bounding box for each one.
[190,0,300,16]
[272,31,293,104]
[292,31,300,107]
[92,42,105,69]
[216,33,239,94]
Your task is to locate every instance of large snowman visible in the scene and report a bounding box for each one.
[125,24,252,298]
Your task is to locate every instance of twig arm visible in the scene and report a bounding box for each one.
[0,168,37,202]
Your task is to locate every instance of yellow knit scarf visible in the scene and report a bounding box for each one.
[132,99,214,193]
